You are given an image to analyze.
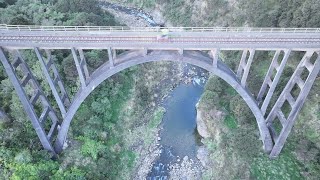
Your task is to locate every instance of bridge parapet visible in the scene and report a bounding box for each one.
[1,24,320,33]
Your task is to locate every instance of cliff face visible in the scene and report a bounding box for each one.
[194,76,256,179]
[195,103,210,138]
[196,102,225,140]
[195,100,229,173]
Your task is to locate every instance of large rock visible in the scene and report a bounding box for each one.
[196,103,210,138]
[169,155,203,179]
[197,146,210,167]
[196,101,225,140]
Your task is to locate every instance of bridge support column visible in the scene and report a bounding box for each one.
[266,51,320,158]
[35,48,70,117]
[178,48,184,55]
[112,49,117,59]
[71,48,89,88]
[0,48,60,155]
[257,49,291,115]
[108,47,114,67]
[143,48,148,56]
[237,49,255,87]
[211,49,219,68]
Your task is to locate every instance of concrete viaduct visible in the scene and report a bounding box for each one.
[0,25,319,158]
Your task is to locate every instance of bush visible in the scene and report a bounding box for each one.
[77,136,105,160]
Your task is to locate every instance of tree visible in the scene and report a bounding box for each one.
[0,0,17,8]
[0,107,10,128]
[55,0,101,14]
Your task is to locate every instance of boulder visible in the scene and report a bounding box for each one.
[197,146,210,167]
[195,103,210,138]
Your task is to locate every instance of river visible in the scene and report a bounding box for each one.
[147,66,207,179]
[100,2,208,178]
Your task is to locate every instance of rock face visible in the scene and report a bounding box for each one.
[196,101,225,140]
[196,103,210,138]
[169,156,203,179]
[197,146,210,167]
[135,146,161,179]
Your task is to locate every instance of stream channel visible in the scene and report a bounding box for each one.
[99,1,160,27]
[100,2,208,178]
[147,67,207,179]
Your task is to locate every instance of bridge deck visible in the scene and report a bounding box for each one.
[1,25,320,50]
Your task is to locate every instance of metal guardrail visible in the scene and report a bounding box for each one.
[0,24,320,33]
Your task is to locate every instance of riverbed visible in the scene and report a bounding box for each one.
[100,2,209,178]
[147,66,207,179]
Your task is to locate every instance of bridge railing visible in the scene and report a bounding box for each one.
[0,24,320,33]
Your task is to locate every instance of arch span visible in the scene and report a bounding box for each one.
[54,50,273,154]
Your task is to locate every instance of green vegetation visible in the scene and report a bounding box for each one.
[130,0,156,8]
[0,0,116,25]
[111,0,320,27]
[195,39,319,179]
[161,0,193,26]
[251,152,303,179]
[149,107,165,129]
[0,58,174,179]
[199,75,320,179]
[223,115,237,129]
[156,0,320,27]
[0,0,181,179]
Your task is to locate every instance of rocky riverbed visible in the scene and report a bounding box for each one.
[100,2,212,179]
[133,64,210,179]
[99,0,168,27]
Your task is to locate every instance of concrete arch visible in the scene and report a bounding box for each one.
[54,50,273,154]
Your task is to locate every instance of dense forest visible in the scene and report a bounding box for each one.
[0,0,126,179]
[0,0,320,179]
[109,0,320,27]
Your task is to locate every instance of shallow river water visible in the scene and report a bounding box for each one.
[147,72,206,179]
